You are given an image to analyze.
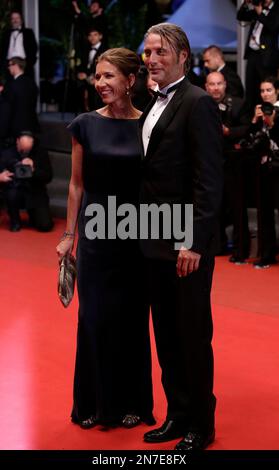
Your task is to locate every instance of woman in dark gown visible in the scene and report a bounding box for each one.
[56,48,154,429]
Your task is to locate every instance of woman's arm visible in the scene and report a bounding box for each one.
[56,137,84,260]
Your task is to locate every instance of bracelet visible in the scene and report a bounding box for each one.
[61,231,75,241]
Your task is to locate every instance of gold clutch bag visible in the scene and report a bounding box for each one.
[58,253,77,308]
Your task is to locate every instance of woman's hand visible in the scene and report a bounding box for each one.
[252,104,264,123]
[56,237,74,262]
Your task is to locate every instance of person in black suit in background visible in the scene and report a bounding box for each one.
[0,10,37,79]
[76,27,106,111]
[237,0,279,110]
[140,23,223,451]
[202,45,244,98]
[4,57,39,140]
[0,131,53,232]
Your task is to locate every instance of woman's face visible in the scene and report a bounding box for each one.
[260,81,278,104]
[95,60,131,104]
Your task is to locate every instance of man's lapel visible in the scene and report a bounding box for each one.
[141,78,191,161]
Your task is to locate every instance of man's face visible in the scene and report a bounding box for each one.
[90,2,100,14]
[11,13,22,29]
[205,72,226,102]
[203,51,220,72]
[17,136,34,153]
[263,0,272,8]
[88,31,102,46]
[143,33,187,89]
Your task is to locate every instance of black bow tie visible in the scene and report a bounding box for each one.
[150,81,182,100]
[91,46,98,50]
[12,28,21,32]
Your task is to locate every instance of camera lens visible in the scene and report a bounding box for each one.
[261,102,274,116]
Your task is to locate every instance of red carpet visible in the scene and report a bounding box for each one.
[0,215,279,450]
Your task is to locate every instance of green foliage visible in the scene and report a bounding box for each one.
[107,0,148,51]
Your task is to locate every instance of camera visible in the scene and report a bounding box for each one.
[251,0,263,6]
[238,130,271,157]
[261,102,279,116]
[14,162,33,179]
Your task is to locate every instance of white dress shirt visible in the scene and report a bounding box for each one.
[249,2,274,51]
[7,29,26,59]
[142,76,185,156]
[88,41,101,69]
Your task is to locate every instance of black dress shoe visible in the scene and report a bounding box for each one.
[71,414,96,429]
[253,257,277,269]
[174,429,215,451]
[144,420,184,443]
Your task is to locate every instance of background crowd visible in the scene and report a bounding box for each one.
[0,0,279,268]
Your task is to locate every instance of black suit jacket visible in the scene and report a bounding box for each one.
[237,1,279,68]
[0,27,37,74]
[77,42,106,76]
[139,78,223,261]
[4,74,39,138]
[220,64,244,98]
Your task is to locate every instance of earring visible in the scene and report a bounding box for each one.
[126,87,130,96]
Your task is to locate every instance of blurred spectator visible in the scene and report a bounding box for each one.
[4,57,39,139]
[76,27,106,111]
[0,10,38,79]
[237,0,279,110]
[203,45,244,98]
[230,76,279,266]
[205,71,250,254]
[72,1,108,49]
[0,131,53,232]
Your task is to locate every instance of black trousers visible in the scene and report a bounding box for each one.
[4,183,53,232]
[227,151,276,260]
[147,256,216,434]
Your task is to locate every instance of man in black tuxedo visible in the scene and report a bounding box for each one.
[237,0,279,109]
[202,45,244,98]
[76,27,106,111]
[139,23,223,451]
[0,10,37,78]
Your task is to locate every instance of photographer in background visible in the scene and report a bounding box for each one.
[237,0,279,111]
[0,131,53,232]
[233,77,279,267]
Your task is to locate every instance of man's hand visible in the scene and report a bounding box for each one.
[0,170,13,183]
[176,247,201,277]
[21,157,34,171]
[72,1,80,14]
